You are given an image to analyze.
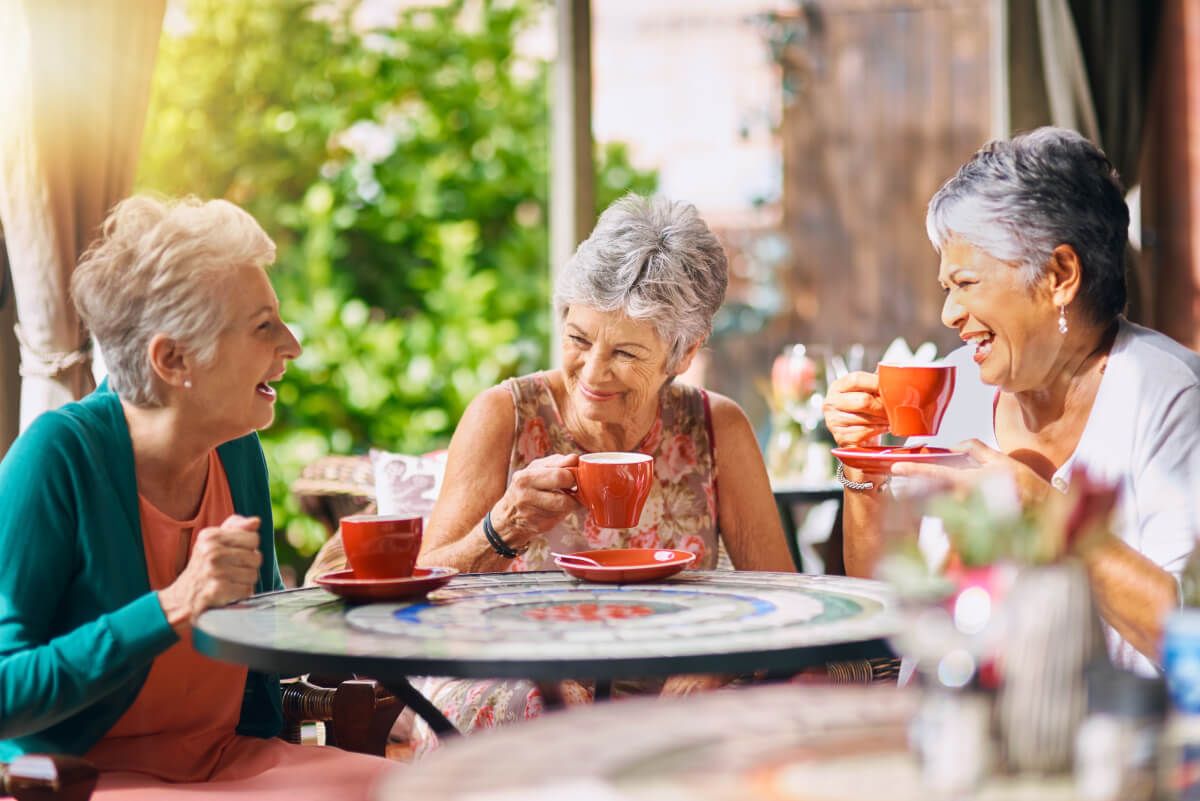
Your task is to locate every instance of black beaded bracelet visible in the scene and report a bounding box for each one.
[483,510,523,559]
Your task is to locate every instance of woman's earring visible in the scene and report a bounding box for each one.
[1057,305,1069,335]
[183,379,193,389]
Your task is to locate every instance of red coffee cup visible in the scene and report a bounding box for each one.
[565,452,654,529]
[877,363,956,437]
[340,514,422,579]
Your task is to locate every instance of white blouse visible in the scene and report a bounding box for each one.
[918,318,1200,675]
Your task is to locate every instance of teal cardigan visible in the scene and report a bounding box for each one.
[0,382,284,760]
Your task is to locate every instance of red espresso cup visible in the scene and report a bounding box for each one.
[340,514,423,579]
[876,363,956,437]
[565,452,655,529]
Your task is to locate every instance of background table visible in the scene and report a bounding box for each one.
[771,479,843,573]
[376,683,1076,801]
[195,571,894,732]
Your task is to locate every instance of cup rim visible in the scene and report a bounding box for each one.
[580,451,654,464]
[876,361,953,369]
[341,514,424,525]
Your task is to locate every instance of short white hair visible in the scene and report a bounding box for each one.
[554,194,728,372]
[72,195,276,406]
[925,127,1128,323]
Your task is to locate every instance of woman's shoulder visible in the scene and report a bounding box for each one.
[0,394,126,524]
[9,389,123,464]
[456,382,519,440]
[1115,320,1200,391]
[674,386,749,433]
[503,371,555,405]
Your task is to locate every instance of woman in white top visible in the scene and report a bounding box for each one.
[823,127,1200,673]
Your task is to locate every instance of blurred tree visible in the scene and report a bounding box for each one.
[137,0,656,575]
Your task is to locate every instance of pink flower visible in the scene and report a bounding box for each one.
[473,705,496,729]
[628,526,662,549]
[1063,466,1120,550]
[516,418,550,463]
[524,687,544,720]
[677,534,708,565]
[464,682,488,707]
[658,434,698,483]
[771,349,818,402]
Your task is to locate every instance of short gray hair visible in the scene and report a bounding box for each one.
[926,126,1128,324]
[554,194,728,371]
[72,195,276,407]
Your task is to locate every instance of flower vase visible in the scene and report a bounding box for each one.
[994,560,1105,774]
[766,415,807,481]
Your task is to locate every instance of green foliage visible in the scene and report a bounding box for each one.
[137,0,655,576]
[927,472,1054,569]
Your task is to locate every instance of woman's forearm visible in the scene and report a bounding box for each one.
[840,468,887,578]
[0,593,177,740]
[420,521,516,573]
[1083,536,1178,662]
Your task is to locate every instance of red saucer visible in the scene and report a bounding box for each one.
[314,567,459,603]
[553,548,697,584]
[831,445,971,473]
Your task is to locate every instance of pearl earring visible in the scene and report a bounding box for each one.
[184,379,193,389]
[1057,305,1069,335]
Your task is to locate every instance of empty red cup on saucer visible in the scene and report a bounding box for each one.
[340,514,422,580]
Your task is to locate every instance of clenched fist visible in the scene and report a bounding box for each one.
[157,514,263,629]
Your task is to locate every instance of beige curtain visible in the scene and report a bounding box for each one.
[0,0,165,430]
[1006,0,1161,176]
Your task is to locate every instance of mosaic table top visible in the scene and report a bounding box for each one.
[376,684,1076,801]
[194,571,895,681]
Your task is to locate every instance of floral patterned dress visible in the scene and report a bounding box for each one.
[406,372,721,755]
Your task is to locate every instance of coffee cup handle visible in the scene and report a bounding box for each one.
[563,465,581,499]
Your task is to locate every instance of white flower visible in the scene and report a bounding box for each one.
[333,120,398,165]
[351,0,440,33]
[978,470,1021,521]
[163,0,195,37]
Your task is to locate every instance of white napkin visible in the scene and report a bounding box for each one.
[879,336,939,365]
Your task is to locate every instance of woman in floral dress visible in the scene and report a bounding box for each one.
[412,194,794,752]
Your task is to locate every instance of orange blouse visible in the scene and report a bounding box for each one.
[86,451,391,799]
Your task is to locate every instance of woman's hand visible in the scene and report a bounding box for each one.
[158,514,263,629]
[489,453,581,546]
[822,371,889,448]
[890,439,1053,506]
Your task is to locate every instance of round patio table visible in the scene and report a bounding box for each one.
[375,683,1076,801]
[194,570,895,736]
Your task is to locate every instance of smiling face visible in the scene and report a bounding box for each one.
[938,235,1062,392]
[183,264,301,439]
[560,305,688,429]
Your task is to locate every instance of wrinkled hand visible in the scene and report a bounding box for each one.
[890,439,1052,506]
[490,453,581,546]
[660,673,731,697]
[158,514,263,629]
[822,371,889,448]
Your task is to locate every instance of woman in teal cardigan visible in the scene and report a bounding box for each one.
[0,197,391,798]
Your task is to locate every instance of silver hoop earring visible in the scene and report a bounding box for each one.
[1057,305,1068,335]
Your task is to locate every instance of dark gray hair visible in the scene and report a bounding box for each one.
[72,195,276,407]
[554,194,728,372]
[926,126,1128,324]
